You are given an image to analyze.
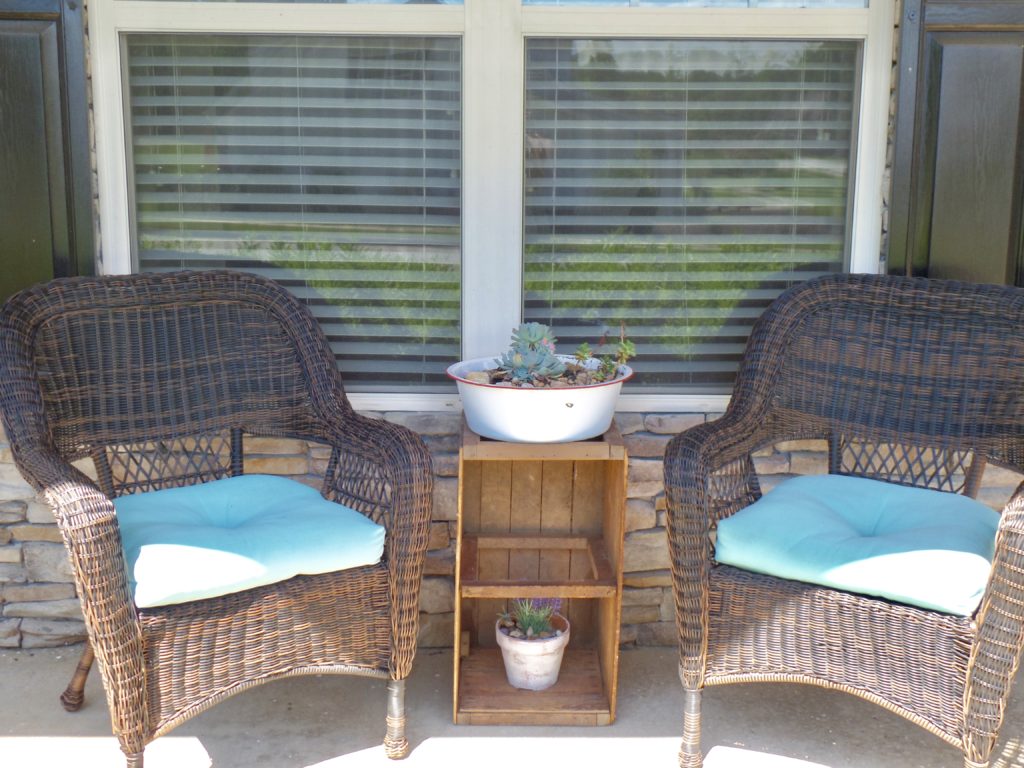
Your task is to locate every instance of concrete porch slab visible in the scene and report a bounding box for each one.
[1,646,1020,768]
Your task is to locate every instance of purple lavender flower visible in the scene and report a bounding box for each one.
[531,597,562,615]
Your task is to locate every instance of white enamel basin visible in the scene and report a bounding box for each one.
[446,355,633,443]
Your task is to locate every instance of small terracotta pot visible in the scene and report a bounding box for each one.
[495,613,571,691]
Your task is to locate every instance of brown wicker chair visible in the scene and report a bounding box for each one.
[663,273,1024,768]
[0,270,434,767]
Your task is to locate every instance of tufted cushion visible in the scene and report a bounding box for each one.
[714,474,1000,616]
[115,474,386,608]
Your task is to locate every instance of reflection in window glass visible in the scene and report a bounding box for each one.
[524,39,859,390]
[524,1,867,7]
[126,34,462,391]
[130,1,463,4]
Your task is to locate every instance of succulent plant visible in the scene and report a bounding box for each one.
[616,337,636,366]
[499,348,566,381]
[596,324,636,380]
[574,341,592,363]
[510,322,559,353]
[498,323,566,384]
[598,355,619,380]
[498,597,562,638]
[485,322,634,387]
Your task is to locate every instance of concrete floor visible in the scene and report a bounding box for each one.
[0,646,1021,768]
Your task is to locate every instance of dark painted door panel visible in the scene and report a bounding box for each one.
[0,0,92,302]
[890,1,1024,285]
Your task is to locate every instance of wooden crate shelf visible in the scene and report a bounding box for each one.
[460,534,617,599]
[456,649,611,726]
[454,418,627,726]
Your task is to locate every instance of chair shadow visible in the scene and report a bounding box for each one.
[993,737,1024,768]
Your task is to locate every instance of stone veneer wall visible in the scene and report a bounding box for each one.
[2,412,1021,649]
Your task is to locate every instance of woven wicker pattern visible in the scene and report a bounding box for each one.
[664,274,1024,768]
[0,270,433,765]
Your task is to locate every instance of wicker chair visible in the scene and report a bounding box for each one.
[663,274,1024,768]
[0,270,434,767]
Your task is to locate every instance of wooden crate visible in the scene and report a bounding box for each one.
[453,418,627,726]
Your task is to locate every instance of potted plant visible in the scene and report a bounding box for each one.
[447,323,635,443]
[495,598,571,691]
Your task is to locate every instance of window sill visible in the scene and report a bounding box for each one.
[348,391,730,415]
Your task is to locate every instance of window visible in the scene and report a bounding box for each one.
[126,34,461,391]
[523,39,858,390]
[92,0,893,410]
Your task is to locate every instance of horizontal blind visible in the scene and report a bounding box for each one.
[126,34,461,391]
[524,39,858,391]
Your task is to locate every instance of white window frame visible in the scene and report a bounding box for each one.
[90,0,894,413]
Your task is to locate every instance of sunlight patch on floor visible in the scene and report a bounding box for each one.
[310,737,683,767]
[705,746,830,768]
[308,739,833,768]
[0,736,211,768]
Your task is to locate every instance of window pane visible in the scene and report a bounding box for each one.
[524,39,859,391]
[524,1,867,7]
[126,34,462,391]
[129,1,463,4]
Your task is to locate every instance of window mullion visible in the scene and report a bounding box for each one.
[849,0,894,274]
[462,0,525,360]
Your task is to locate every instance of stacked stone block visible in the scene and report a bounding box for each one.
[0,426,88,648]
[1,415,1021,649]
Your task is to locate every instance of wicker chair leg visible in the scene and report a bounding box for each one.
[383,678,409,759]
[59,641,95,712]
[679,688,703,768]
[124,751,144,767]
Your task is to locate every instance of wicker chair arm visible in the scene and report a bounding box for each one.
[663,415,764,687]
[14,447,148,750]
[964,482,1024,764]
[318,413,433,679]
[664,414,766,530]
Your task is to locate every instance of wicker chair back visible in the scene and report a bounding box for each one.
[1,270,349,495]
[736,274,1024,492]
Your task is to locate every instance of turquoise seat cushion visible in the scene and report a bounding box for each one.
[115,474,386,609]
[715,474,999,616]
